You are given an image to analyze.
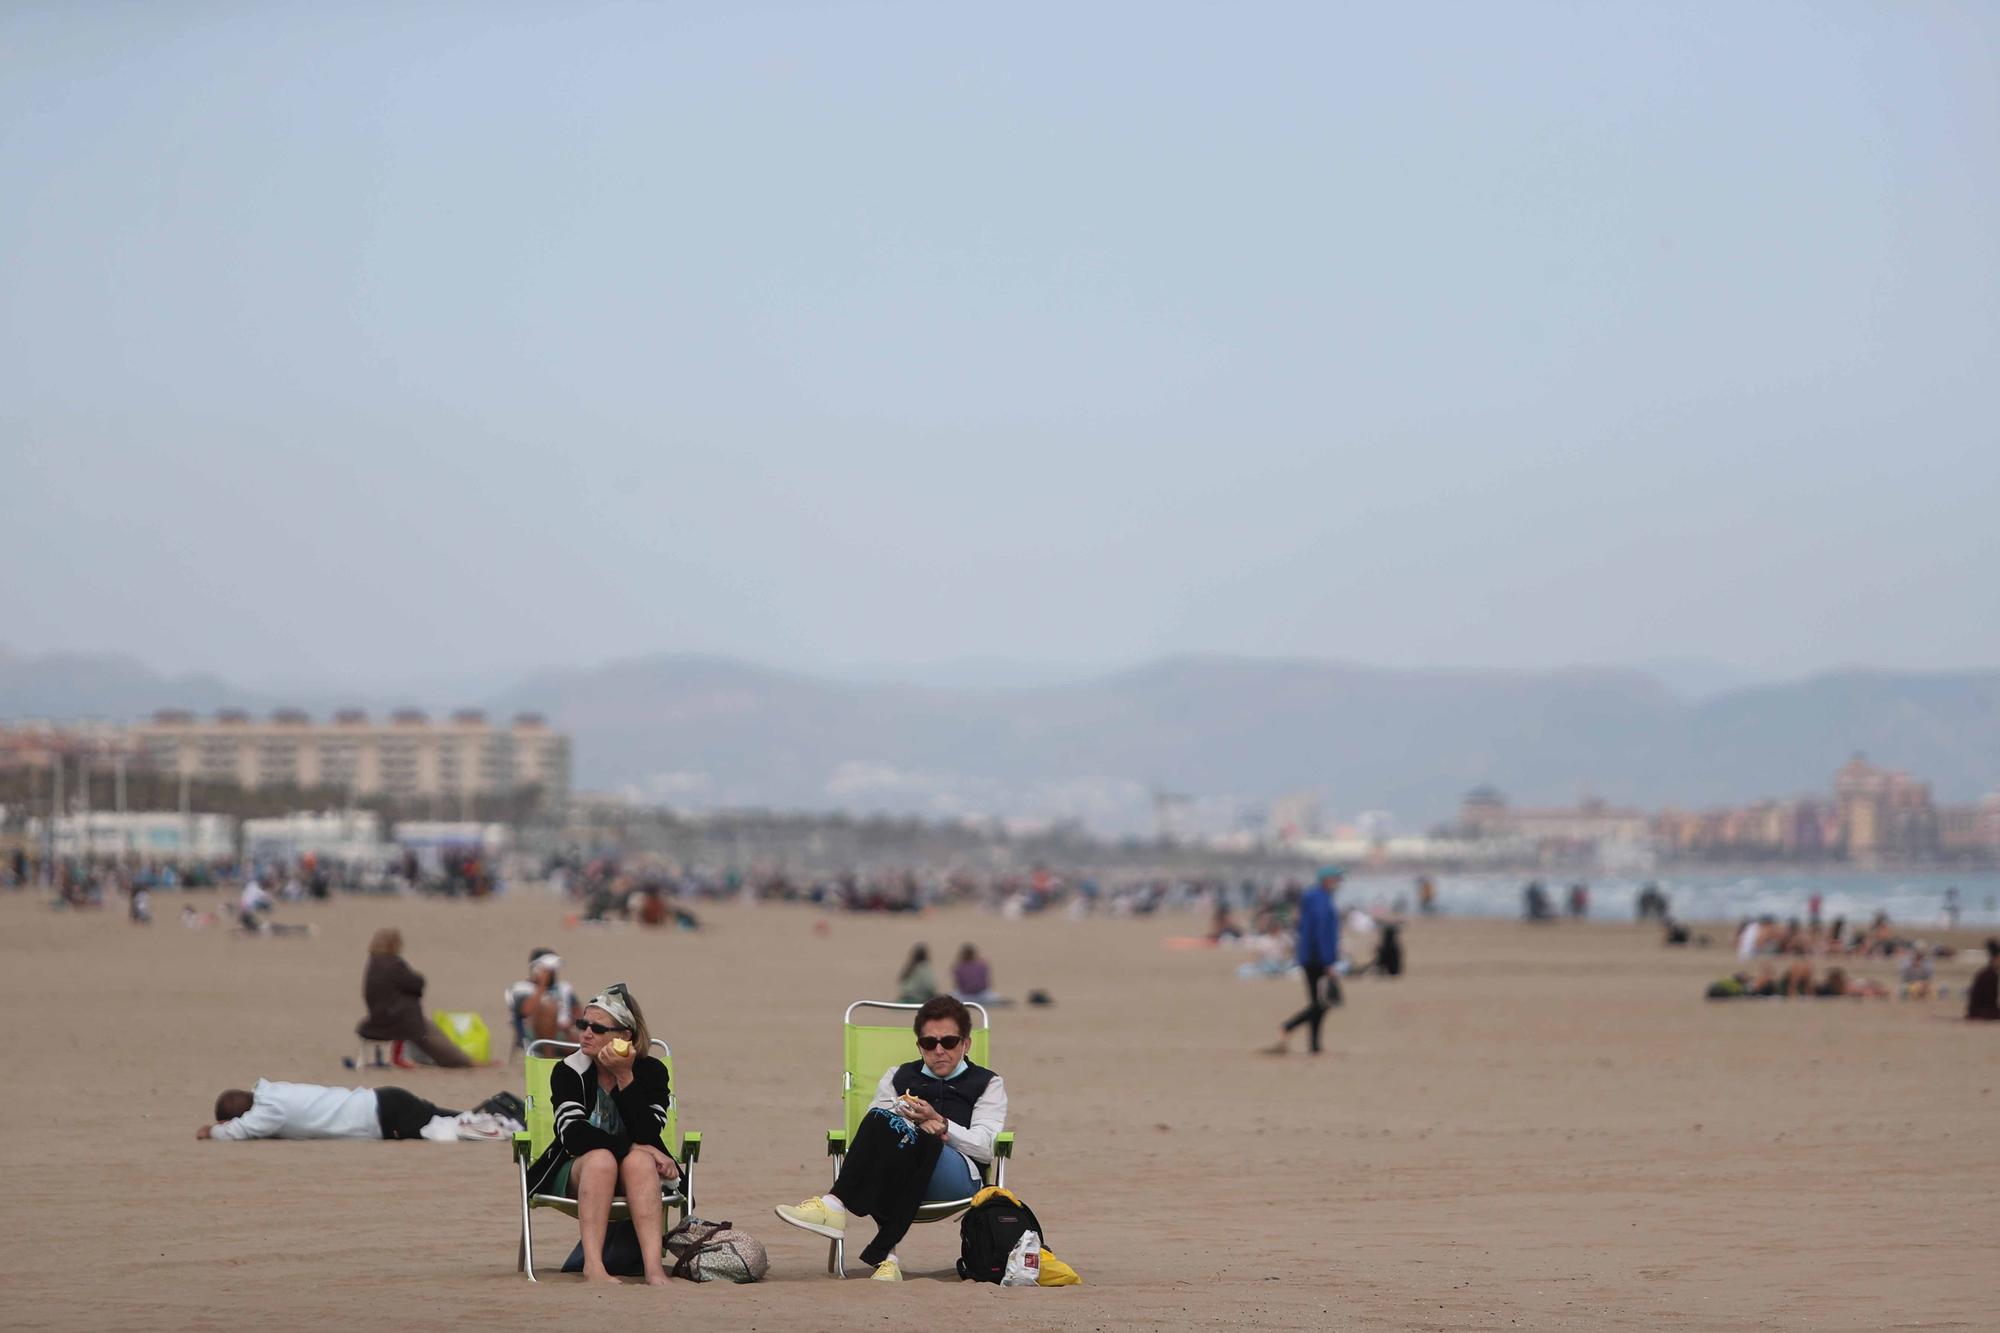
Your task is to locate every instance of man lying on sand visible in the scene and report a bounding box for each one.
[198,1080,498,1142]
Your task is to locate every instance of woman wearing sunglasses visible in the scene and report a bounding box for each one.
[774,995,1007,1281]
[523,983,680,1285]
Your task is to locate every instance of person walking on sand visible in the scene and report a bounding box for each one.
[1264,866,1342,1055]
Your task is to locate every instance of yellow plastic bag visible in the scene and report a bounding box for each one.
[432,1010,491,1064]
[1037,1249,1082,1286]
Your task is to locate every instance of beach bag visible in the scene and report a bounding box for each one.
[957,1187,1044,1284]
[561,1220,645,1276]
[665,1218,768,1283]
[473,1090,525,1124]
[432,1010,491,1064]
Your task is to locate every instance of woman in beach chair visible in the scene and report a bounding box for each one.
[774,995,1008,1282]
[522,983,681,1286]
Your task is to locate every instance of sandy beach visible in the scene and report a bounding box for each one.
[4,887,1995,1332]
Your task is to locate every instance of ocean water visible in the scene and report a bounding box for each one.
[1338,869,2000,930]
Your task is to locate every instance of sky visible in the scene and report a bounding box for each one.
[3,1,1996,690]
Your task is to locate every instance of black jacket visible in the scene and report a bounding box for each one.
[526,1050,673,1194]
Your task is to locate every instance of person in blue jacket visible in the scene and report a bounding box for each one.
[1265,866,1343,1054]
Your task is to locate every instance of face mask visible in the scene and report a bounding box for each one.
[926,1057,968,1080]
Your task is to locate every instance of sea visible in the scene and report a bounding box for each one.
[1338,868,2000,930]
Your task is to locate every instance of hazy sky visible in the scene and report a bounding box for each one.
[4,2,1995,689]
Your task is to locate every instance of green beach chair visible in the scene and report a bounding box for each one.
[512,1038,702,1281]
[823,999,1014,1277]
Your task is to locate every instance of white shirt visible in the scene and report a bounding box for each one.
[239,881,272,915]
[211,1079,381,1140]
[870,1065,1008,1164]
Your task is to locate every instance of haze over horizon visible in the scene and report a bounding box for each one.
[5,3,1996,689]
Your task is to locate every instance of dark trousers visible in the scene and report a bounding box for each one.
[1282,963,1342,1051]
[832,1108,944,1265]
[374,1086,459,1140]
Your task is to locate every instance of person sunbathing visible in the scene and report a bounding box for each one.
[520,984,679,1286]
[773,995,1008,1282]
[198,1081,461,1141]
[1898,945,1936,1000]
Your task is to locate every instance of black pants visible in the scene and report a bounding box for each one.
[1282,964,1342,1051]
[831,1108,943,1265]
[374,1086,459,1140]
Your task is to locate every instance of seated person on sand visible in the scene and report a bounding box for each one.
[506,948,580,1054]
[357,928,476,1068]
[774,995,1008,1282]
[198,1080,461,1141]
[1897,945,1936,1000]
[896,943,938,1005]
[1208,901,1243,943]
[235,877,310,936]
[1966,938,2000,1021]
[522,984,680,1286]
[952,943,1003,1004]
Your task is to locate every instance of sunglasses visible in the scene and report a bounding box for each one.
[917,1034,964,1052]
[574,1020,628,1036]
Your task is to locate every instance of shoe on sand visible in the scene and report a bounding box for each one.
[774,1197,846,1239]
[871,1260,903,1282]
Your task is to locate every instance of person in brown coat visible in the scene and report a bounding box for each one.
[1967,938,2000,1022]
[357,928,473,1067]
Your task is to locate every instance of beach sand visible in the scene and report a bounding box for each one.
[4,889,1995,1331]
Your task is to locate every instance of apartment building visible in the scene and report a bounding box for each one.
[130,709,570,806]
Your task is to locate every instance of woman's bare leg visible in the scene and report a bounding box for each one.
[576,1150,621,1282]
[620,1151,670,1286]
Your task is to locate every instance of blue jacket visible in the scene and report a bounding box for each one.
[1296,885,1340,967]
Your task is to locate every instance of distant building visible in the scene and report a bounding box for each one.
[31,811,236,860]
[242,810,391,867]
[1833,754,1938,864]
[1456,788,1649,846]
[129,709,570,808]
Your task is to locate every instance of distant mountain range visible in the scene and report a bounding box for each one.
[6,647,1998,832]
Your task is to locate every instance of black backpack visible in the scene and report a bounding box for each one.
[956,1192,1044,1283]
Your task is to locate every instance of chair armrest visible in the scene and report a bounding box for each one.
[679,1131,701,1163]
[826,1129,847,1156]
[993,1131,1014,1159]
[512,1131,533,1163]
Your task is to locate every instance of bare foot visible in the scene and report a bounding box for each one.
[581,1268,622,1285]
[644,1273,672,1287]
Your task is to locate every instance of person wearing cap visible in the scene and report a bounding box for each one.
[1264,866,1343,1055]
[505,947,579,1056]
[522,983,679,1286]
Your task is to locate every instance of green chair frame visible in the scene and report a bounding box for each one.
[512,1037,703,1281]
[823,1000,1014,1277]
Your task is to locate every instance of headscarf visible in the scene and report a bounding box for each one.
[584,982,637,1032]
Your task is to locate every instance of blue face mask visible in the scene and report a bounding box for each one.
[925,1057,968,1081]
